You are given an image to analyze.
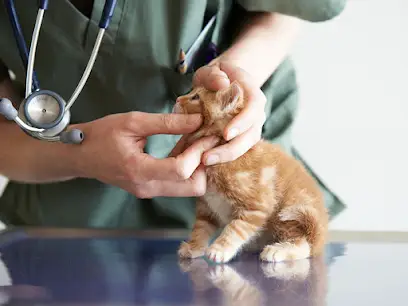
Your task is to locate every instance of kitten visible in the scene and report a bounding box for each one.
[173,81,329,263]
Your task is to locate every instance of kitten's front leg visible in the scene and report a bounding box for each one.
[206,209,268,263]
[178,198,218,259]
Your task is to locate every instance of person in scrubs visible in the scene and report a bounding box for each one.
[0,0,347,229]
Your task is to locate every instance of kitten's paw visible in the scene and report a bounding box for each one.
[261,260,310,281]
[178,241,206,259]
[260,240,310,263]
[208,265,263,304]
[207,265,237,284]
[178,257,209,273]
[206,244,237,263]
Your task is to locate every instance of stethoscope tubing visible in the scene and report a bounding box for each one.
[3,0,40,92]
[4,0,117,95]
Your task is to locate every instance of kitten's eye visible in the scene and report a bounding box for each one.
[191,94,200,100]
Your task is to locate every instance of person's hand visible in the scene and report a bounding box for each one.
[70,112,219,198]
[192,60,266,165]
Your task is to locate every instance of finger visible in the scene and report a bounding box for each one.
[125,112,203,136]
[217,61,257,86]
[216,62,267,140]
[137,136,220,181]
[225,97,266,141]
[135,165,207,198]
[193,65,230,91]
[176,135,220,177]
[202,125,262,165]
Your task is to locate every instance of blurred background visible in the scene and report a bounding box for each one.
[291,0,408,232]
[1,0,407,232]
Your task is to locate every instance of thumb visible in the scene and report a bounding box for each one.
[193,64,230,91]
[126,112,203,136]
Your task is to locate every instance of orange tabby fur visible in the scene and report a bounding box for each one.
[174,81,329,263]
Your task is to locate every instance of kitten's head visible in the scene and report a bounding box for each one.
[173,81,245,129]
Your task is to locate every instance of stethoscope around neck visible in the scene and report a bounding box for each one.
[0,0,117,144]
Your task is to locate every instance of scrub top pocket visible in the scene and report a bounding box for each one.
[161,68,195,101]
[162,13,218,100]
[57,0,125,53]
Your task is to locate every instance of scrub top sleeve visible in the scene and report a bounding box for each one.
[236,0,347,22]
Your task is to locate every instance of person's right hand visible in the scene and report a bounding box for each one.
[69,111,218,198]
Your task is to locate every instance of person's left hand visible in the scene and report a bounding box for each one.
[192,60,267,165]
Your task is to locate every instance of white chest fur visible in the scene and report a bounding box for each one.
[203,191,233,226]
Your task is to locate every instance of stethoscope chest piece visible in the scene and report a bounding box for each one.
[19,89,69,136]
[0,95,83,144]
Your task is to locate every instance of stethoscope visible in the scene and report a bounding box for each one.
[0,0,117,144]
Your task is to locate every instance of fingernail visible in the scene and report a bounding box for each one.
[227,128,239,140]
[210,69,228,79]
[205,154,219,165]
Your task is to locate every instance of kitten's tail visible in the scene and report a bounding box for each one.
[278,204,328,255]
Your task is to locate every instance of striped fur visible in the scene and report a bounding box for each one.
[176,81,329,263]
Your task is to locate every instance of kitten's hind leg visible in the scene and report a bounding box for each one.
[260,238,311,262]
[260,204,327,263]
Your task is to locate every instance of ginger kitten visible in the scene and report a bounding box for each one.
[174,81,329,263]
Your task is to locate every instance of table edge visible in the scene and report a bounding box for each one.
[1,227,408,243]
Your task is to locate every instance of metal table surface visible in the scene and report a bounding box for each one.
[0,227,406,306]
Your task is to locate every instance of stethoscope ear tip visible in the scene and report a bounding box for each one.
[0,98,18,121]
[60,129,84,144]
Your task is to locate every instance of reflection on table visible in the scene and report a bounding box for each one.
[0,230,345,305]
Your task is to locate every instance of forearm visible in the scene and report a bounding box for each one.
[214,12,302,87]
[0,78,81,183]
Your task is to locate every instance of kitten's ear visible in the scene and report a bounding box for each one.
[217,81,244,112]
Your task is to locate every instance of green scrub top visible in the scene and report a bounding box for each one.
[0,0,347,229]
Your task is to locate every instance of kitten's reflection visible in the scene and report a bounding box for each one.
[207,264,264,306]
[179,253,327,306]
